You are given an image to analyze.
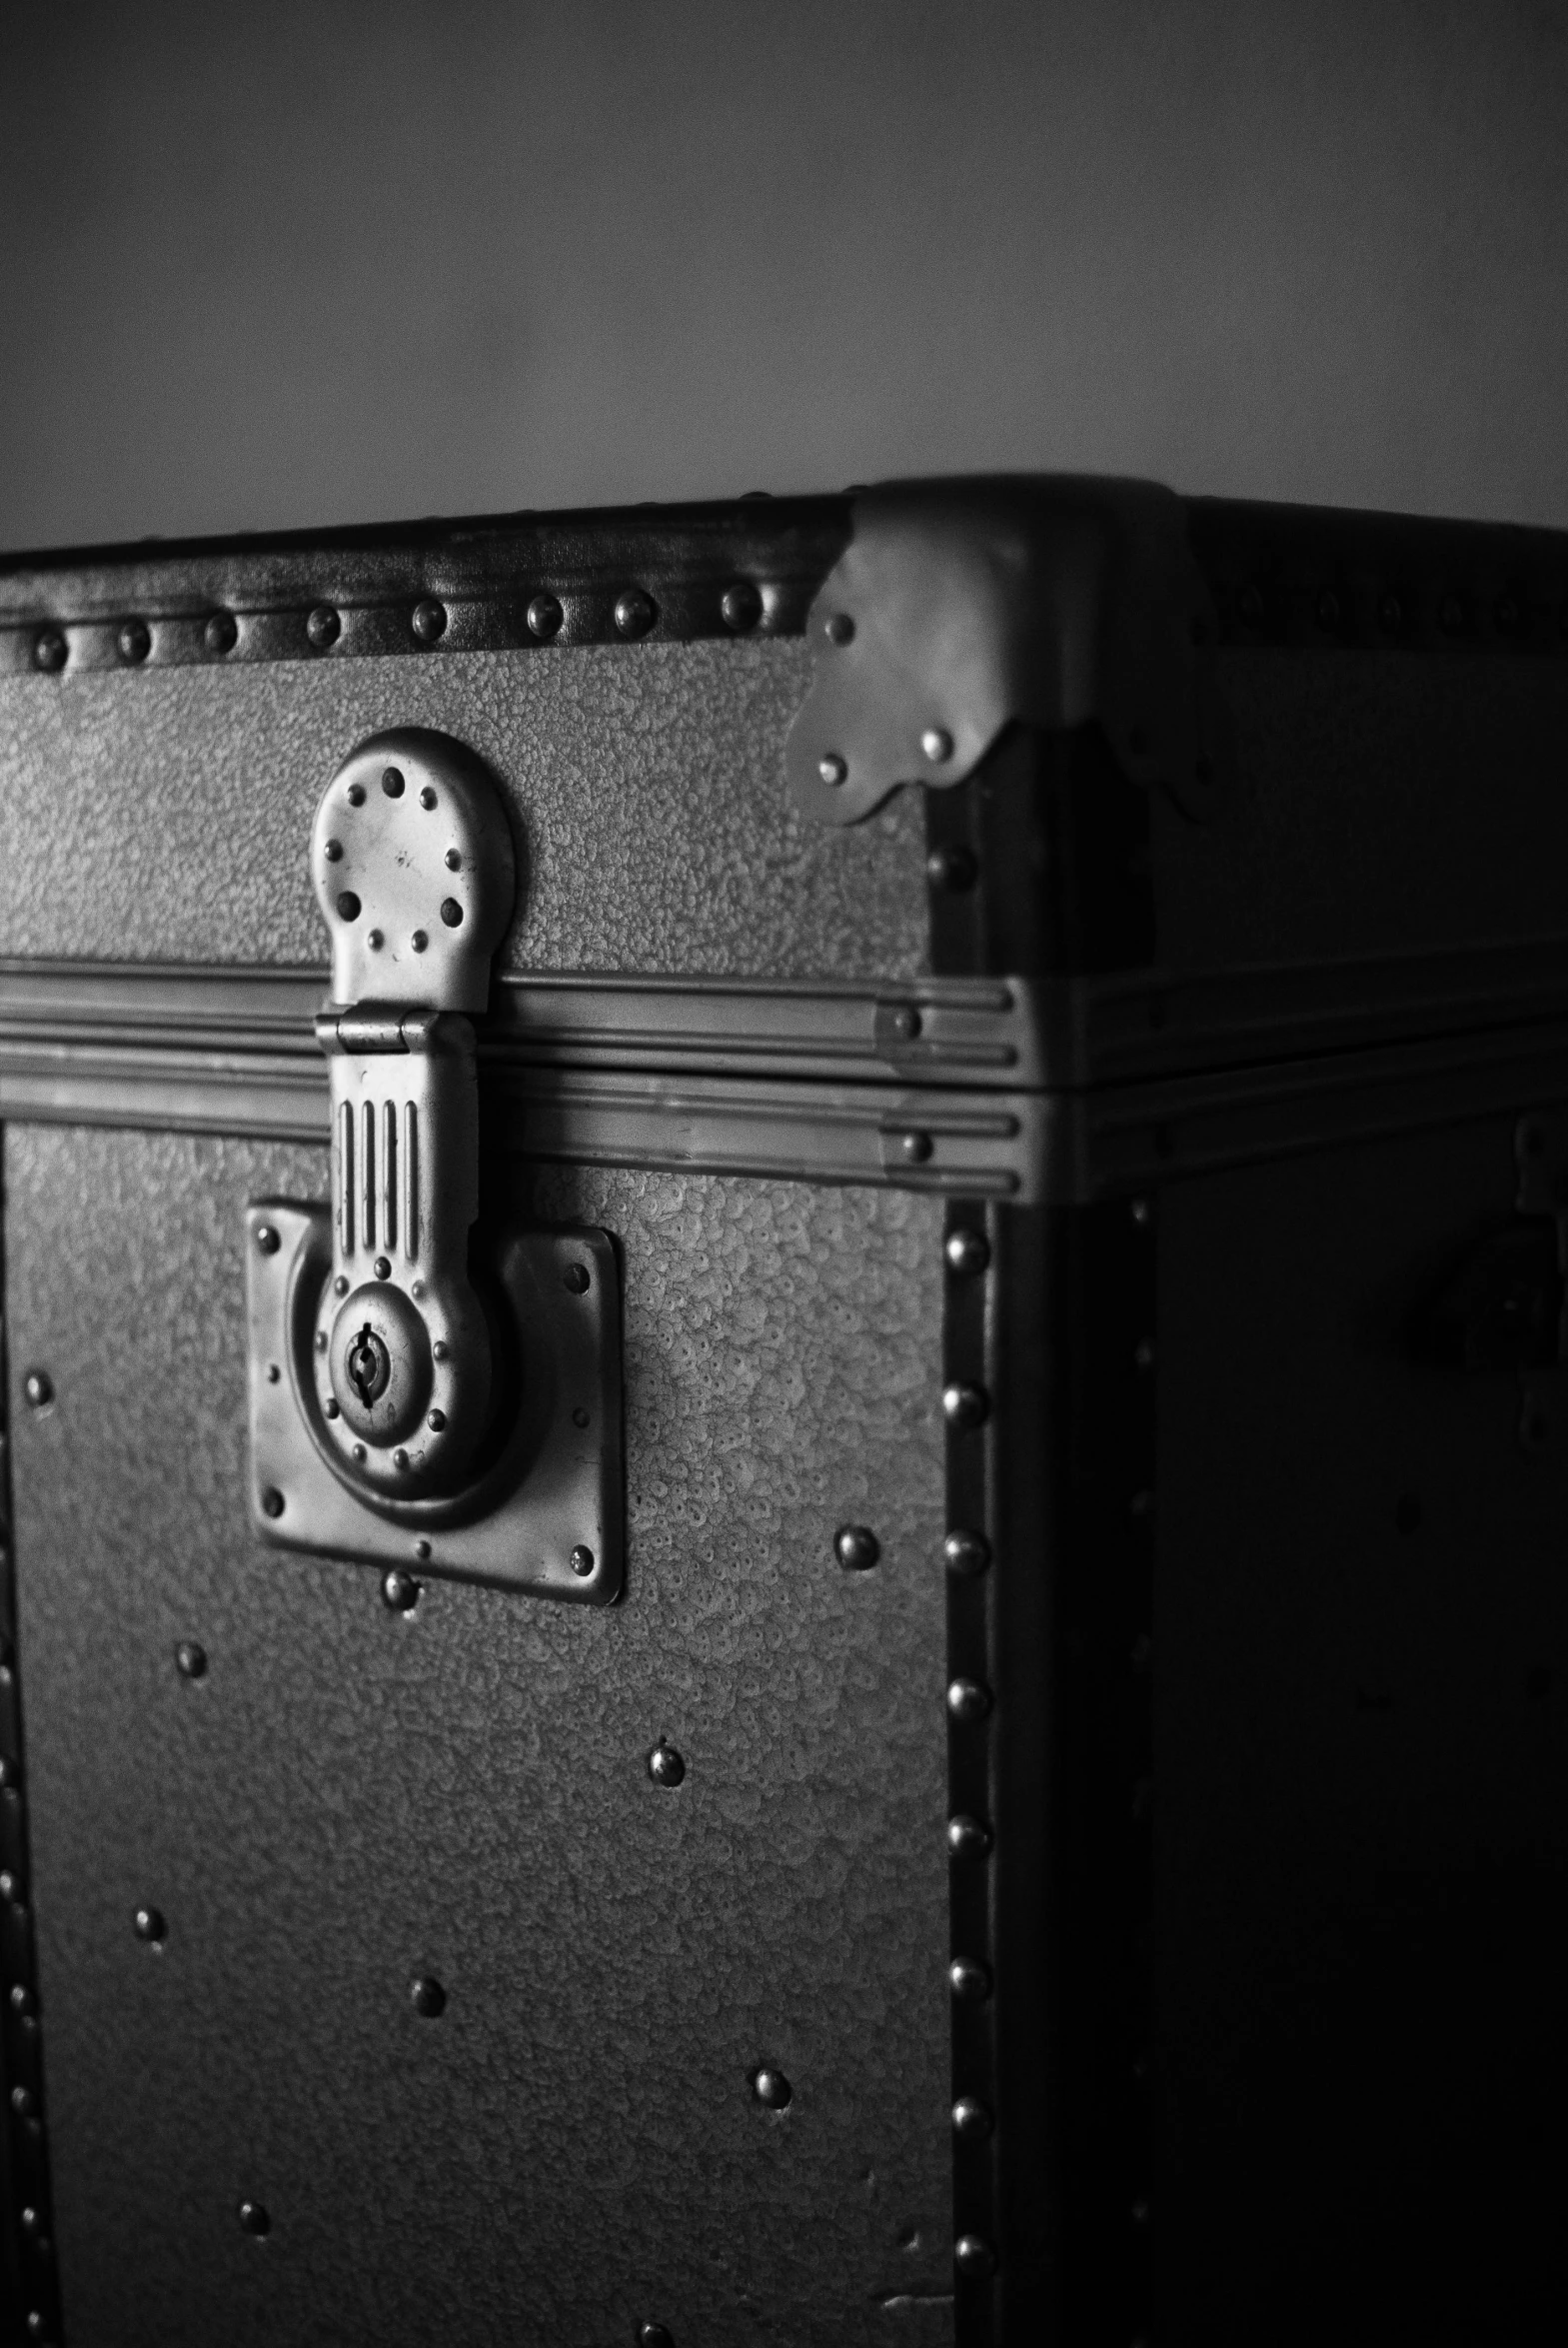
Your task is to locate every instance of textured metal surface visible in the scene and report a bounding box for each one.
[6,1125,952,2347]
[0,642,930,983]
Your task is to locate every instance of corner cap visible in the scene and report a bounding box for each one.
[784,475,1233,826]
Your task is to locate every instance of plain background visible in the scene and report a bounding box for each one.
[1,0,1566,549]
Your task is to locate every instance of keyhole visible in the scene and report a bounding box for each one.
[347,1324,391,1408]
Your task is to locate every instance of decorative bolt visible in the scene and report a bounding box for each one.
[374,1255,391,1279]
[411,1278,426,1298]
[117,618,151,664]
[445,848,463,871]
[352,1441,366,1461]
[752,2066,792,2109]
[411,1974,447,2017]
[721,580,762,632]
[427,1408,446,1431]
[346,782,366,806]
[925,844,976,893]
[255,1223,280,1255]
[238,2201,271,2237]
[948,1957,992,2002]
[336,891,361,922]
[419,785,437,809]
[367,928,384,950]
[945,1228,989,1277]
[175,1641,207,1679]
[381,765,405,798]
[432,1338,450,1361]
[440,899,464,928]
[818,753,847,787]
[921,727,953,763]
[32,627,67,673]
[946,1677,992,1723]
[413,1539,432,1561]
[614,587,656,637]
[834,1524,879,1571]
[323,1398,340,1418]
[639,2327,676,2348]
[825,612,854,646]
[411,930,428,952]
[22,1370,54,1410]
[324,839,343,863]
[952,2096,993,2140]
[563,1262,591,1293]
[569,1544,596,1578]
[899,1132,933,1165]
[527,592,563,640]
[943,1803,990,1859]
[382,1568,421,1612]
[259,1486,284,1519]
[333,1275,349,1296]
[393,1448,410,1470]
[412,601,447,643]
[943,1529,990,1577]
[133,1904,166,1944]
[942,1382,989,1430]
[573,1406,590,1428]
[648,1739,686,1787]
[306,604,340,649]
[954,2234,996,2278]
[204,610,238,656]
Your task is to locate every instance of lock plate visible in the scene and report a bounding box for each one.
[246,1200,623,1600]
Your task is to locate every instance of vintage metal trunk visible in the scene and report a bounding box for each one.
[0,480,1565,2345]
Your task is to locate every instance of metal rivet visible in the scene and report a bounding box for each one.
[266,1362,280,1384]
[373,1255,391,1279]
[944,1228,988,1277]
[952,2096,993,2140]
[259,1486,284,1519]
[1132,2197,1150,2225]
[117,618,151,665]
[942,1382,989,1429]
[946,1677,992,1723]
[943,1803,990,1859]
[834,1524,879,1571]
[818,753,848,787]
[324,839,343,863]
[954,2234,996,2277]
[639,2327,676,2348]
[418,1409,443,1437]
[943,1529,990,1577]
[527,592,564,640]
[9,1983,34,2016]
[752,2066,792,2109]
[133,1904,166,1944]
[204,609,238,656]
[238,2201,271,2237]
[1377,591,1403,633]
[1130,1196,1150,1226]
[336,891,361,922]
[563,1262,591,1294]
[0,1757,20,1794]
[411,930,428,952]
[0,1870,18,1904]
[411,1278,426,1299]
[381,766,405,798]
[825,612,854,646]
[22,1370,54,1410]
[1134,1338,1155,1370]
[948,1957,992,2002]
[367,928,384,950]
[888,1005,922,1041]
[925,844,976,893]
[334,1274,349,1296]
[382,1568,420,1611]
[615,587,656,637]
[569,1544,595,1578]
[445,848,463,871]
[10,2085,35,2118]
[721,580,762,632]
[432,1338,449,1361]
[393,1448,410,1471]
[648,1739,686,1787]
[324,1397,340,1418]
[411,1973,447,2016]
[899,1131,933,1165]
[32,627,66,673]
[1315,589,1341,631]
[346,781,366,806]
[414,1539,432,1561]
[921,726,953,763]
[572,1406,590,1427]
[176,1641,207,1679]
[255,1223,280,1255]
[412,600,447,644]
[419,786,437,810]
[440,899,464,928]
[306,605,340,649]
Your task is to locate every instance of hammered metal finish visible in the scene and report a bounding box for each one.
[0,644,929,983]
[6,1127,952,2347]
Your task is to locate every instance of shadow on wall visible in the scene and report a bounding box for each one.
[2,0,1566,544]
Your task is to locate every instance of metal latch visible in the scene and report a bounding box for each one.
[246,729,624,1601]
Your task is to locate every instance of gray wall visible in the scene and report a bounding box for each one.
[2,0,1565,548]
